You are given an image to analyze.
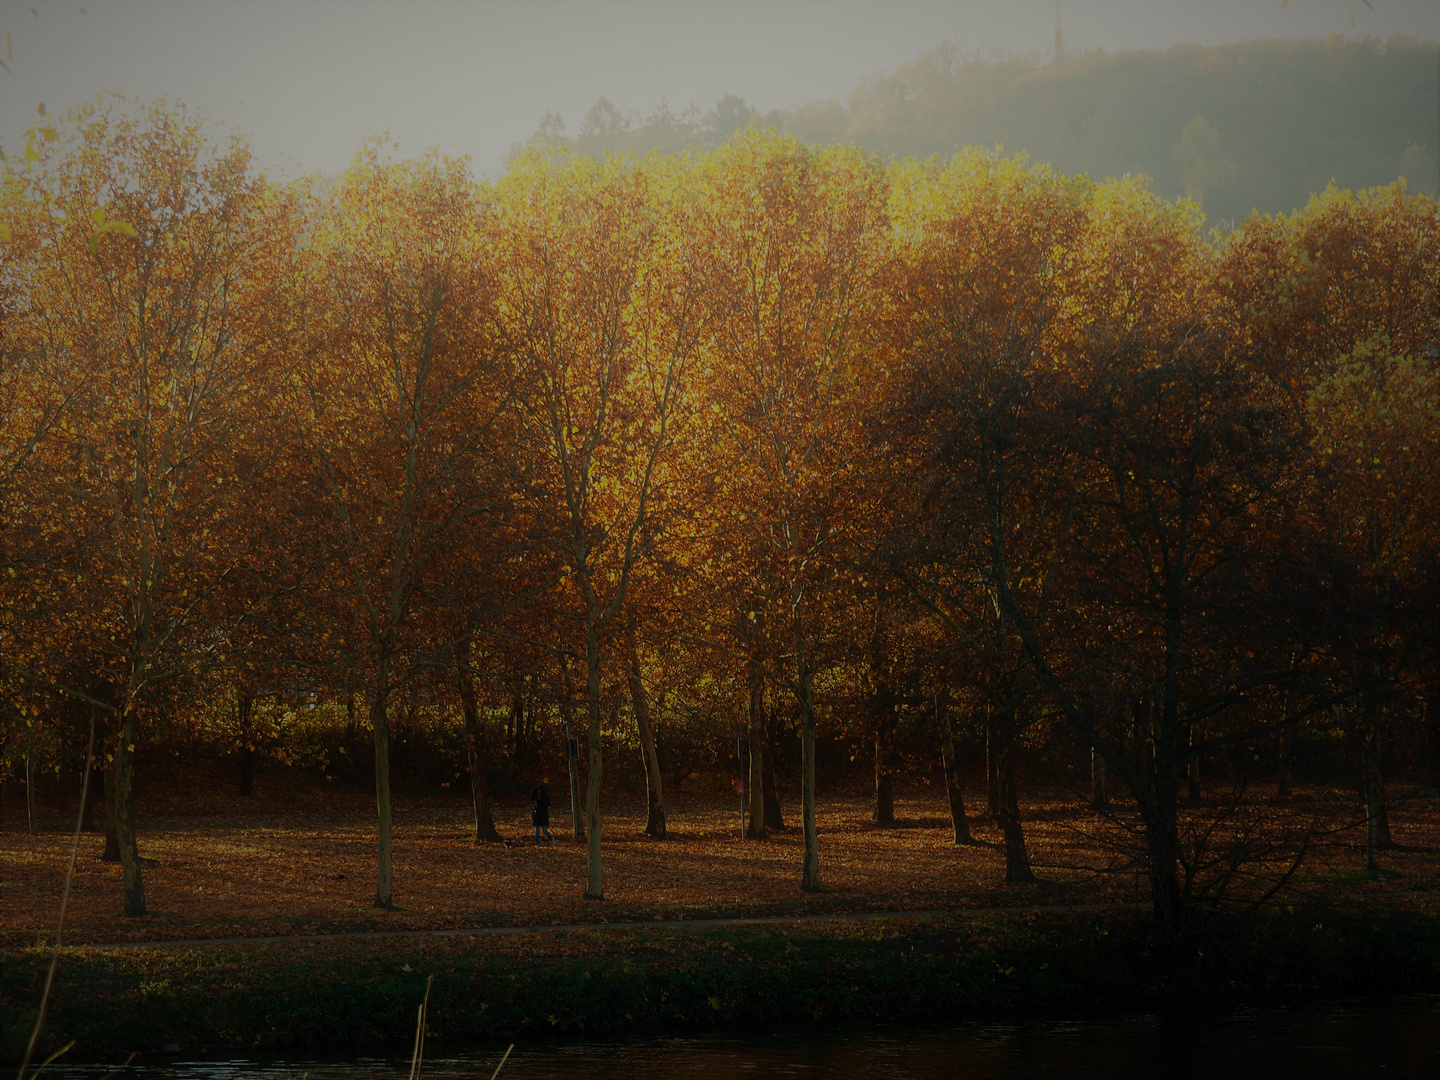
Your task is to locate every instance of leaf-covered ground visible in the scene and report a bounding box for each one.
[3,774,1436,948]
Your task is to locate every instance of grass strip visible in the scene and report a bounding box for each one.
[3,906,1437,1060]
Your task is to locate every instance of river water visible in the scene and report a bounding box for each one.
[54,994,1439,1079]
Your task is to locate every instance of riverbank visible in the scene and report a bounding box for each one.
[4,905,1438,1062]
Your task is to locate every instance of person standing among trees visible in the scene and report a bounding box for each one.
[531,781,553,845]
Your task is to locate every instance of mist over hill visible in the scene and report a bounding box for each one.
[523,35,1439,225]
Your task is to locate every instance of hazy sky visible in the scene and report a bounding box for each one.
[2,0,1436,179]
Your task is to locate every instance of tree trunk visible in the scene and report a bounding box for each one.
[1362,693,1392,873]
[761,699,785,831]
[938,688,972,845]
[560,653,585,843]
[1186,725,1200,802]
[370,672,394,909]
[81,765,104,832]
[1146,675,1183,932]
[985,714,1000,817]
[508,690,525,773]
[102,765,121,862]
[626,634,666,838]
[871,678,896,827]
[1426,685,1440,786]
[1144,764,1183,933]
[745,660,766,838]
[583,620,605,900]
[458,656,502,843]
[238,688,256,797]
[1090,745,1108,810]
[1277,725,1294,801]
[114,710,146,916]
[993,710,1033,883]
[24,755,37,835]
[797,647,820,892]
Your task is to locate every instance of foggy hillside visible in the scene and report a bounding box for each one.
[524,35,1439,226]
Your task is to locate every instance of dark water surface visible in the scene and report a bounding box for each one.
[55,995,1439,1079]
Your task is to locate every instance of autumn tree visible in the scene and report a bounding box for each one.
[3,98,298,915]
[495,149,709,899]
[883,150,1090,882]
[290,143,508,908]
[1221,183,1440,872]
[694,131,887,891]
[991,181,1316,930]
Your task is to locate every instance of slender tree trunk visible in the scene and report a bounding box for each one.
[583,619,605,900]
[238,688,256,797]
[938,687,972,845]
[507,690,524,773]
[1148,667,1183,932]
[24,755,38,835]
[560,653,584,843]
[1362,692,1393,872]
[985,713,1000,817]
[1144,765,1183,933]
[114,709,146,916]
[746,661,766,839]
[345,690,358,746]
[1277,726,1294,801]
[370,668,394,909]
[1426,685,1440,786]
[1089,745,1108,809]
[761,705,785,831]
[797,646,820,892]
[626,635,666,838]
[102,765,121,862]
[1186,725,1200,802]
[993,709,1033,883]
[81,765,104,832]
[458,657,501,843]
[872,678,896,827]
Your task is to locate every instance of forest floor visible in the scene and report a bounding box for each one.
[3,768,1437,949]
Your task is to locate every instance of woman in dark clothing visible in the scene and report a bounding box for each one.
[531,781,553,845]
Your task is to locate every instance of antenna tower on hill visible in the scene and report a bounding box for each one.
[1054,0,1065,64]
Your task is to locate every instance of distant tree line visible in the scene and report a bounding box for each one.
[526,35,1440,226]
[1,98,1437,936]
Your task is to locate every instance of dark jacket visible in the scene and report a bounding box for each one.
[531,784,551,827]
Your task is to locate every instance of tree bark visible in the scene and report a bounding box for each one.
[370,670,394,909]
[1090,746,1108,810]
[937,687,972,845]
[1277,726,1294,801]
[797,645,820,892]
[560,653,585,843]
[985,713,1000,817]
[871,674,896,827]
[626,634,666,838]
[508,689,525,773]
[1143,763,1183,933]
[1148,675,1183,932]
[746,660,766,839]
[1362,692,1393,873]
[102,765,121,862]
[24,755,37,835]
[1427,685,1440,786]
[457,654,501,843]
[238,688,256,797]
[81,764,104,832]
[761,696,785,831]
[583,620,605,900]
[993,708,1034,883]
[1186,725,1200,802]
[114,710,146,916]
